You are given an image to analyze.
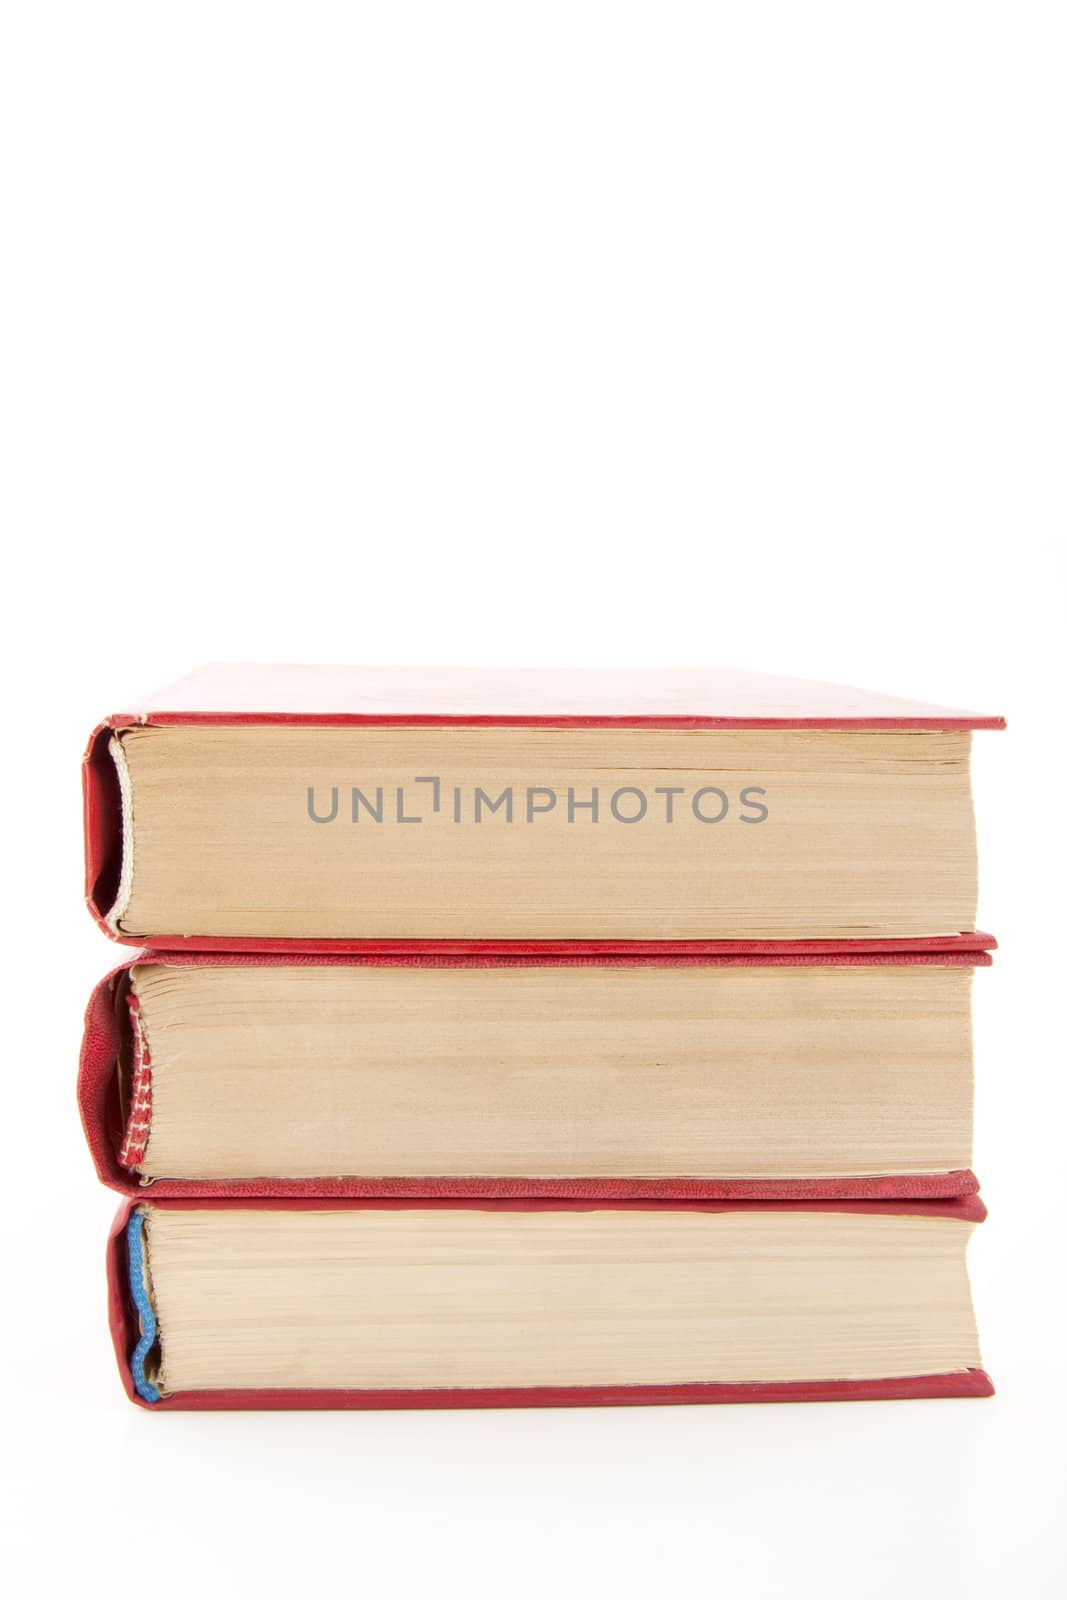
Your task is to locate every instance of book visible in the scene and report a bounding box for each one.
[112,1196,992,1409]
[81,950,988,1200]
[83,663,1004,948]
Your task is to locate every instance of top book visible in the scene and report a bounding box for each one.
[83,664,1004,951]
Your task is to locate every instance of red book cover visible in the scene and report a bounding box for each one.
[107,1193,993,1411]
[80,949,988,1203]
[83,663,1004,952]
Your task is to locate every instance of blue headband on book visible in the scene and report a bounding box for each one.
[126,1210,161,1403]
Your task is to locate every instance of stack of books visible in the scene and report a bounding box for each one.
[79,664,1003,1410]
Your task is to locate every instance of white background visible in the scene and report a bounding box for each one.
[2,3,1064,1596]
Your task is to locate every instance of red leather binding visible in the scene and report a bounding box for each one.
[105,1195,993,1410]
[83,721,126,939]
[82,665,1005,947]
[108,663,1010,727]
[80,952,987,1202]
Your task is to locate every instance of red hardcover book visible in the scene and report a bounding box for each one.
[83,663,1003,952]
[80,948,988,1203]
[109,1194,993,1410]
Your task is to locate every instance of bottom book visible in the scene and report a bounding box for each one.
[110,1197,993,1410]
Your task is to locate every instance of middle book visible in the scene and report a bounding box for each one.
[81,949,985,1202]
